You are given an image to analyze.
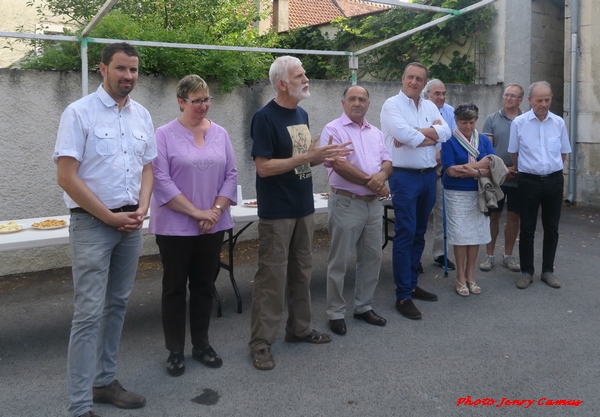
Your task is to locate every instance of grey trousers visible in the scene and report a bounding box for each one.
[326,193,383,320]
[249,215,314,352]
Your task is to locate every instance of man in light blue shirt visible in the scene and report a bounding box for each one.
[55,43,157,417]
[423,79,456,271]
[508,81,571,290]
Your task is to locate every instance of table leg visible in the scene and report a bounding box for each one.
[215,222,254,315]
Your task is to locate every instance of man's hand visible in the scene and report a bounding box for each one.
[432,119,442,126]
[309,135,353,165]
[393,138,403,148]
[113,212,145,232]
[506,166,518,181]
[365,171,388,194]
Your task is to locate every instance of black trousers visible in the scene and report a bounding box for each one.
[156,232,224,353]
[517,171,564,276]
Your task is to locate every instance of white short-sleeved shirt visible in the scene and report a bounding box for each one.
[508,109,571,175]
[54,85,157,209]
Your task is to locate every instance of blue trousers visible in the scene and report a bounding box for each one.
[389,170,437,300]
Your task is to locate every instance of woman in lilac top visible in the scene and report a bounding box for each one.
[149,75,237,376]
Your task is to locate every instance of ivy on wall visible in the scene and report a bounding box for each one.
[278,0,495,84]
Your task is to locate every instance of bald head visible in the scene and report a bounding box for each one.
[342,85,370,125]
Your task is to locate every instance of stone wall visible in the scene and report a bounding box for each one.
[564,0,600,207]
[531,0,565,114]
[1,69,505,275]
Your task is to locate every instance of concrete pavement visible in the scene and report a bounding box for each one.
[0,205,598,416]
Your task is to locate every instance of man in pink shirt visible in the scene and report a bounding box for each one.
[320,85,393,335]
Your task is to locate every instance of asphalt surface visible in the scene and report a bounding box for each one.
[0,205,598,417]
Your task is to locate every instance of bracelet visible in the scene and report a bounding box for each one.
[477,169,482,178]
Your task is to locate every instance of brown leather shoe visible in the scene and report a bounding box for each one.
[353,310,387,326]
[93,380,146,409]
[517,273,533,289]
[329,319,347,335]
[395,299,422,320]
[412,286,438,302]
[541,272,561,288]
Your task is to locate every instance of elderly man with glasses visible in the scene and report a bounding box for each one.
[479,83,524,273]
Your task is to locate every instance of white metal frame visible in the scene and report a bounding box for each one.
[0,0,496,96]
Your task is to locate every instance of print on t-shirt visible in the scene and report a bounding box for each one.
[288,124,312,176]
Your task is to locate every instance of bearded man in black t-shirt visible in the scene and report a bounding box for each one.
[248,56,352,371]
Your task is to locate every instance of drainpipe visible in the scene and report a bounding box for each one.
[566,0,579,205]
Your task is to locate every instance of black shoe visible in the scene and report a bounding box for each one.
[433,255,456,270]
[329,319,347,335]
[417,262,424,274]
[192,345,223,368]
[92,380,146,409]
[353,310,387,326]
[78,412,101,417]
[395,299,422,320]
[166,351,185,377]
[412,286,438,302]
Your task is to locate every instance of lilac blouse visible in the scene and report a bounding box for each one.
[149,118,237,236]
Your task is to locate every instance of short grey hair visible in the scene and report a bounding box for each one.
[423,78,444,98]
[528,81,552,97]
[269,56,303,92]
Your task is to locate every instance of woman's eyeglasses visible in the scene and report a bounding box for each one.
[183,96,212,107]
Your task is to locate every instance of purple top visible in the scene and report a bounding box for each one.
[320,113,392,195]
[149,118,237,236]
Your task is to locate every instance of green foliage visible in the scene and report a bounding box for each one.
[276,27,347,80]
[18,0,279,92]
[278,0,494,84]
[18,0,493,88]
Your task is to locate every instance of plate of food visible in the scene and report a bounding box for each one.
[242,200,258,208]
[31,219,68,230]
[0,221,24,233]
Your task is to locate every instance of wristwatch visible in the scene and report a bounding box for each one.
[214,204,223,213]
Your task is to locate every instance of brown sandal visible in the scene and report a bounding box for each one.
[285,329,332,344]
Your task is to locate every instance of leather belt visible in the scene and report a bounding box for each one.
[70,204,139,214]
[393,166,436,174]
[331,187,378,202]
[519,171,563,180]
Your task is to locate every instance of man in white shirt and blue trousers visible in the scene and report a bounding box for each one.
[381,62,451,320]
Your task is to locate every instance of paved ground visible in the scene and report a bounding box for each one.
[1,205,599,417]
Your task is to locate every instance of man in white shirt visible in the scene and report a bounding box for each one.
[508,81,571,289]
[423,79,456,271]
[381,63,451,320]
[54,43,157,417]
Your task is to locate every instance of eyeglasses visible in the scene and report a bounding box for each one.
[456,104,479,113]
[183,96,212,107]
[503,93,522,100]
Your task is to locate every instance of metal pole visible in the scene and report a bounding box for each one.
[566,0,579,205]
[368,0,461,15]
[81,38,88,97]
[355,0,496,56]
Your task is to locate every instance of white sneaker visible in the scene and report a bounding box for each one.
[479,255,494,271]
[502,255,521,272]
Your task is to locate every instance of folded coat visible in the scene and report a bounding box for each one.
[478,154,508,212]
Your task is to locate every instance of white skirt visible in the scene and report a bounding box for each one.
[444,189,491,246]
